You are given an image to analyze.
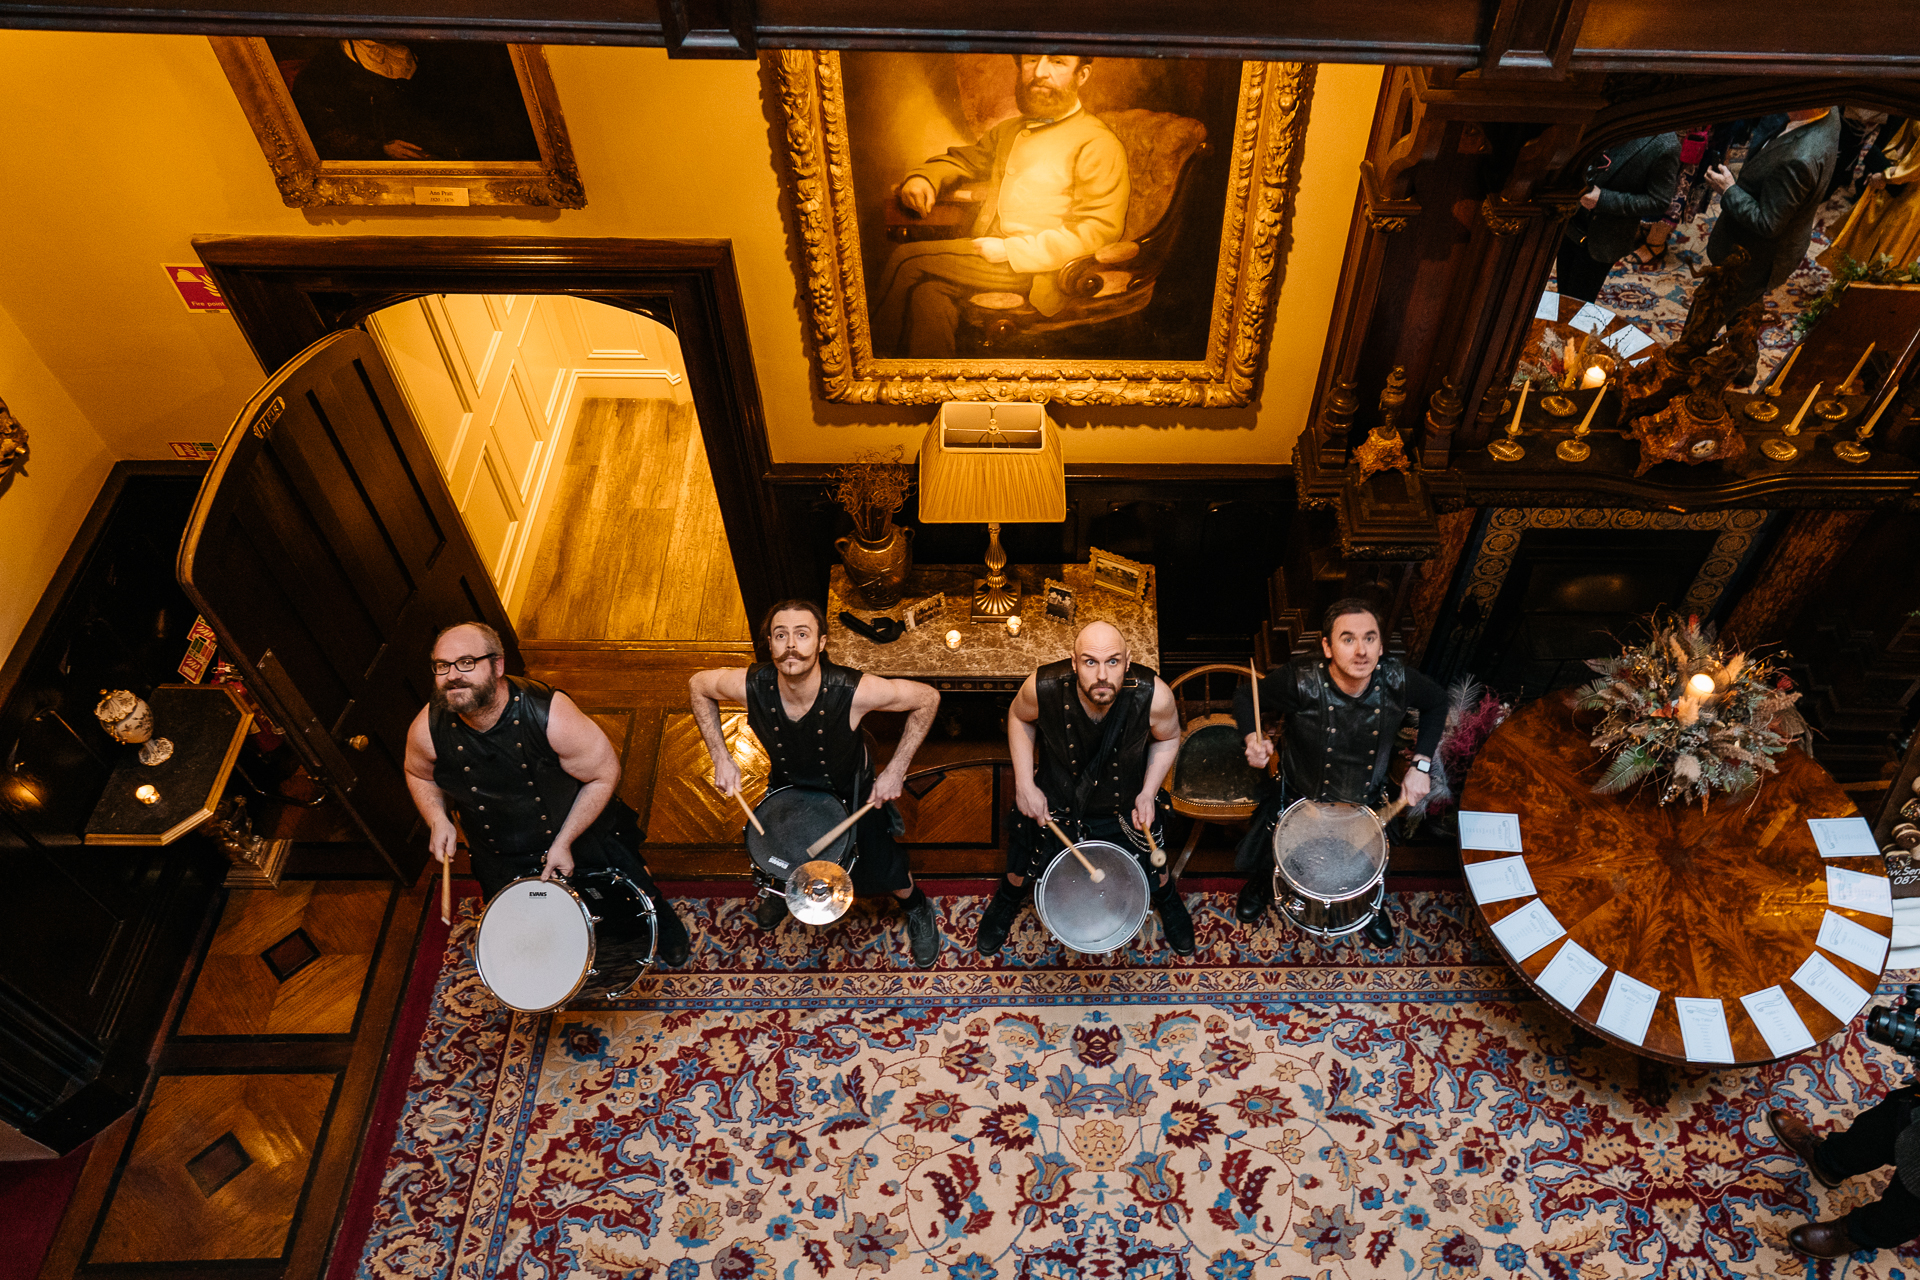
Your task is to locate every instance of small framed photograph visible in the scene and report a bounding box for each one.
[1043,579,1075,626]
[1087,547,1149,601]
[902,593,946,631]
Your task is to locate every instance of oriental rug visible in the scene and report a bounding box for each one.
[341,887,1920,1280]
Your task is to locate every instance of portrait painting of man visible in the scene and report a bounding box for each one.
[776,50,1311,405]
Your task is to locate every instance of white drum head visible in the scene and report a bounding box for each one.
[476,878,594,1012]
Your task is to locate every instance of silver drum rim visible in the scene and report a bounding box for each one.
[1033,839,1151,954]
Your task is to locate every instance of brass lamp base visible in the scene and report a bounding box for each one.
[970,573,1021,622]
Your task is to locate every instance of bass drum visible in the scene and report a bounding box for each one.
[474,869,658,1012]
[1271,799,1388,940]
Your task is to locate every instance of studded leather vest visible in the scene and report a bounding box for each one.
[429,676,624,859]
[1281,656,1408,804]
[1033,659,1158,818]
[745,655,869,801]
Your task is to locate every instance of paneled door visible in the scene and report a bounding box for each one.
[177,329,519,879]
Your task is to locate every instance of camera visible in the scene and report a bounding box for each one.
[1866,984,1920,1056]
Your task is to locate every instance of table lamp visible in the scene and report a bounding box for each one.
[918,402,1067,622]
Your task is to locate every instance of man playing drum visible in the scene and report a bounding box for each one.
[1230,597,1446,946]
[404,621,691,966]
[977,620,1192,957]
[687,600,944,968]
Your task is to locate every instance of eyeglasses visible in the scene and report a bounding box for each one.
[430,653,498,676]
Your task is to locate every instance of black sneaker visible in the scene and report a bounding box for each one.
[1235,874,1272,924]
[976,889,1022,956]
[656,902,691,967]
[1362,908,1397,949]
[753,893,789,929]
[905,895,941,968]
[1156,887,1196,956]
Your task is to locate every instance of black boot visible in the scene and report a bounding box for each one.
[1155,883,1196,956]
[1235,873,1273,924]
[976,881,1026,956]
[753,892,790,929]
[1362,907,1397,949]
[901,887,941,969]
[655,900,691,967]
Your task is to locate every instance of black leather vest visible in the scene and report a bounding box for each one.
[1034,659,1158,818]
[746,655,868,801]
[429,677,619,859]
[1281,656,1408,804]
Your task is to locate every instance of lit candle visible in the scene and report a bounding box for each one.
[945,630,962,650]
[1006,615,1022,636]
[1783,382,1822,436]
[135,784,160,805]
[1509,378,1531,432]
[1687,673,1715,697]
[1581,364,1606,389]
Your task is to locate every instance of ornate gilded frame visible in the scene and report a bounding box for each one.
[209,39,585,209]
[772,51,1313,407]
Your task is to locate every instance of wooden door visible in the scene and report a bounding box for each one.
[178,329,518,879]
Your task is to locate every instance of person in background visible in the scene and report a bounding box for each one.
[1556,131,1682,302]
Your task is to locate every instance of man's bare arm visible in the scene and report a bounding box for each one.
[688,667,751,795]
[1006,675,1049,822]
[403,708,459,866]
[542,691,622,878]
[1134,679,1181,830]
[855,674,941,804]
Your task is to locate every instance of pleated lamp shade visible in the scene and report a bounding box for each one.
[917,402,1067,524]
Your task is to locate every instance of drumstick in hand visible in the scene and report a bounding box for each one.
[1139,815,1166,868]
[440,849,451,925]
[806,801,878,857]
[729,782,767,835]
[1375,795,1411,825]
[1044,818,1105,881]
[1250,660,1262,737]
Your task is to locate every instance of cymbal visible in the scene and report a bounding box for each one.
[786,859,854,924]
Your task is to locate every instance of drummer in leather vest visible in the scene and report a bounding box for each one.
[1230,598,1446,947]
[977,621,1191,957]
[687,599,944,968]
[403,621,691,966]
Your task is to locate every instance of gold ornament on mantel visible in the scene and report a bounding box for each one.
[0,397,26,487]
[1353,365,1413,481]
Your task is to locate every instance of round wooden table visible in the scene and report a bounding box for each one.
[1460,696,1891,1066]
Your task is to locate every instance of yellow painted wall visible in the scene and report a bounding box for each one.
[0,33,1378,657]
[0,300,116,663]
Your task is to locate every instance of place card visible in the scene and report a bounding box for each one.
[1817,909,1890,973]
[1828,866,1894,917]
[1459,811,1524,853]
[1602,326,1657,359]
[1464,855,1537,904]
[1809,817,1879,859]
[1535,292,1564,321]
[1536,939,1607,1010]
[1568,302,1616,335]
[1741,985,1817,1058]
[1675,997,1736,1064]
[1792,951,1875,1025]
[1595,971,1660,1046]
[1490,898,1565,962]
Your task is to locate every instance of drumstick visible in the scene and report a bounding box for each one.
[1139,815,1166,868]
[1250,661,1262,737]
[440,850,451,925]
[806,801,878,857]
[730,783,766,835]
[1375,795,1412,825]
[1044,818,1105,882]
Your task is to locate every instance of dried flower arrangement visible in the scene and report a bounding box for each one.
[832,446,913,542]
[1420,678,1512,816]
[1577,613,1807,807]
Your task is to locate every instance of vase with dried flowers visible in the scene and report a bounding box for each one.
[833,446,914,606]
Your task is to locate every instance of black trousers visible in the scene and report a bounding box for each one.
[1554,236,1615,303]
[1817,1086,1920,1250]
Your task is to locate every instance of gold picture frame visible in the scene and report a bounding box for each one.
[771,51,1313,407]
[1087,547,1150,601]
[210,38,585,209]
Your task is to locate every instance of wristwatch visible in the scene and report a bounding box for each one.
[1413,756,1432,774]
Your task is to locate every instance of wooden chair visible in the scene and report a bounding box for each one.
[1162,663,1275,869]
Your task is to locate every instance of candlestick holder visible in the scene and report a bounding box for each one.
[1743,400,1779,423]
[1814,397,1853,423]
[1555,430,1591,462]
[1760,435,1799,462]
[1488,417,1526,461]
[1540,394,1579,418]
[1834,420,1875,465]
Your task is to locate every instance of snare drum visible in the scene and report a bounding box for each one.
[474,869,659,1012]
[1270,799,1388,940]
[1033,839,1152,954]
[746,785,860,911]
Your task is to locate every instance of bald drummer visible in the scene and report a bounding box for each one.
[976,621,1191,957]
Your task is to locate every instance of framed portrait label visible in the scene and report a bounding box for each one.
[773,50,1313,406]
[211,38,585,209]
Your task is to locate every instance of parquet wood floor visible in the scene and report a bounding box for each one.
[515,398,750,644]
[178,881,388,1037]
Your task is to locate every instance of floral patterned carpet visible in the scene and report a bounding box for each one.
[339,886,1920,1280]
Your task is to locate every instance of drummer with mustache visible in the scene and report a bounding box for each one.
[1230,597,1447,947]
[687,599,944,968]
[404,620,692,966]
[976,620,1191,957]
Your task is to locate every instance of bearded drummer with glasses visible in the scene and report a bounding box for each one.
[976,621,1190,958]
[403,621,691,966]
[1229,598,1448,948]
[687,600,944,968]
